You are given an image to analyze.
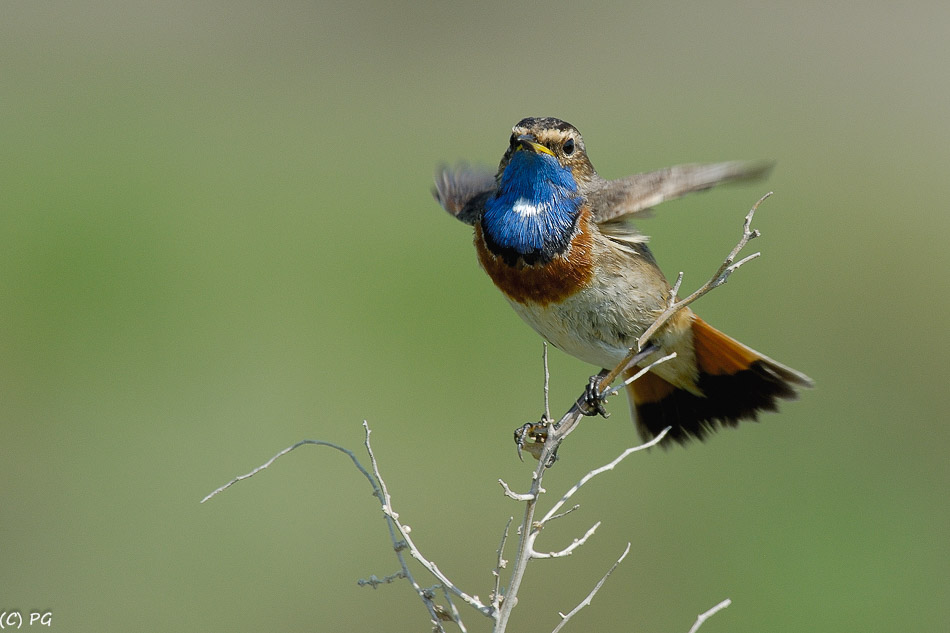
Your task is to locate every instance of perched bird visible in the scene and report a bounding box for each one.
[434,117,812,444]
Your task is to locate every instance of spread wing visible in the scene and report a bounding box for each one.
[432,165,497,226]
[588,161,773,224]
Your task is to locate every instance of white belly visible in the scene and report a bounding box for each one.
[508,288,636,370]
[506,272,700,394]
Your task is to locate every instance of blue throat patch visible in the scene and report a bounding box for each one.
[482,150,582,264]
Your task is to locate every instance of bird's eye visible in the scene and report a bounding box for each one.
[563,138,575,155]
[509,133,517,146]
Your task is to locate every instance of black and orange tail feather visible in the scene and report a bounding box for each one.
[627,316,812,443]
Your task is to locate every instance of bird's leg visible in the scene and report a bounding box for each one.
[580,369,612,418]
[579,344,662,418]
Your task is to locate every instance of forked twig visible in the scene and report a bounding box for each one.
[538,430,670,528]
[494,427,670,631]
[551,543,632,633]
[202,423,489,632]
[533,521,601,559]
[599,191,770,392]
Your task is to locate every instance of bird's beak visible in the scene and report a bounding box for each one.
[514,134,556,157]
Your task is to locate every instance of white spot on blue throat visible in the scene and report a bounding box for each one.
[511,197,542,217]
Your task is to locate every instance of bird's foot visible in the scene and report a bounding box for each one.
[580,372,610,418]
[514,416,558,465]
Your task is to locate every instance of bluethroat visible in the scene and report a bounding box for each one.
[434,117,812,444]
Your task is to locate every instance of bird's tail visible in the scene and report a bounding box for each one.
[626,316,813,443]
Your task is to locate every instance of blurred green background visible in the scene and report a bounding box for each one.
[2,1,948,631]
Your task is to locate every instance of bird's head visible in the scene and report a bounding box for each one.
[481,118,594,264]
[496,117,597,188]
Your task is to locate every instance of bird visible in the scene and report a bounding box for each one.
[433,117,812,444]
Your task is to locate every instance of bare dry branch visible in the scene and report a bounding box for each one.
[362,423,490,620]
[202,423,489,632]
[551,543,632,633]
[495,426,670,631]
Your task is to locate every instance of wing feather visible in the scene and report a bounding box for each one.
[588,161,773,224]
[432,165,496,225]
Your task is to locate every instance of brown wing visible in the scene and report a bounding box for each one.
[587,161,773,224]
[432,165,496,226]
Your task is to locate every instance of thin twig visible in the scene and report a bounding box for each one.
[498,479,536,502]
[551,543,632,633]
[606,351,678,398]
[669,271,685,305]
[537,428,670,527]
[542,342,551,422]
[687,598,732,633]
[441,588,467,633]
[200,439,372,504]
[357,570,407,588]
[533,522,601,559]
[491,517,513,612]
[545,504,580,523]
